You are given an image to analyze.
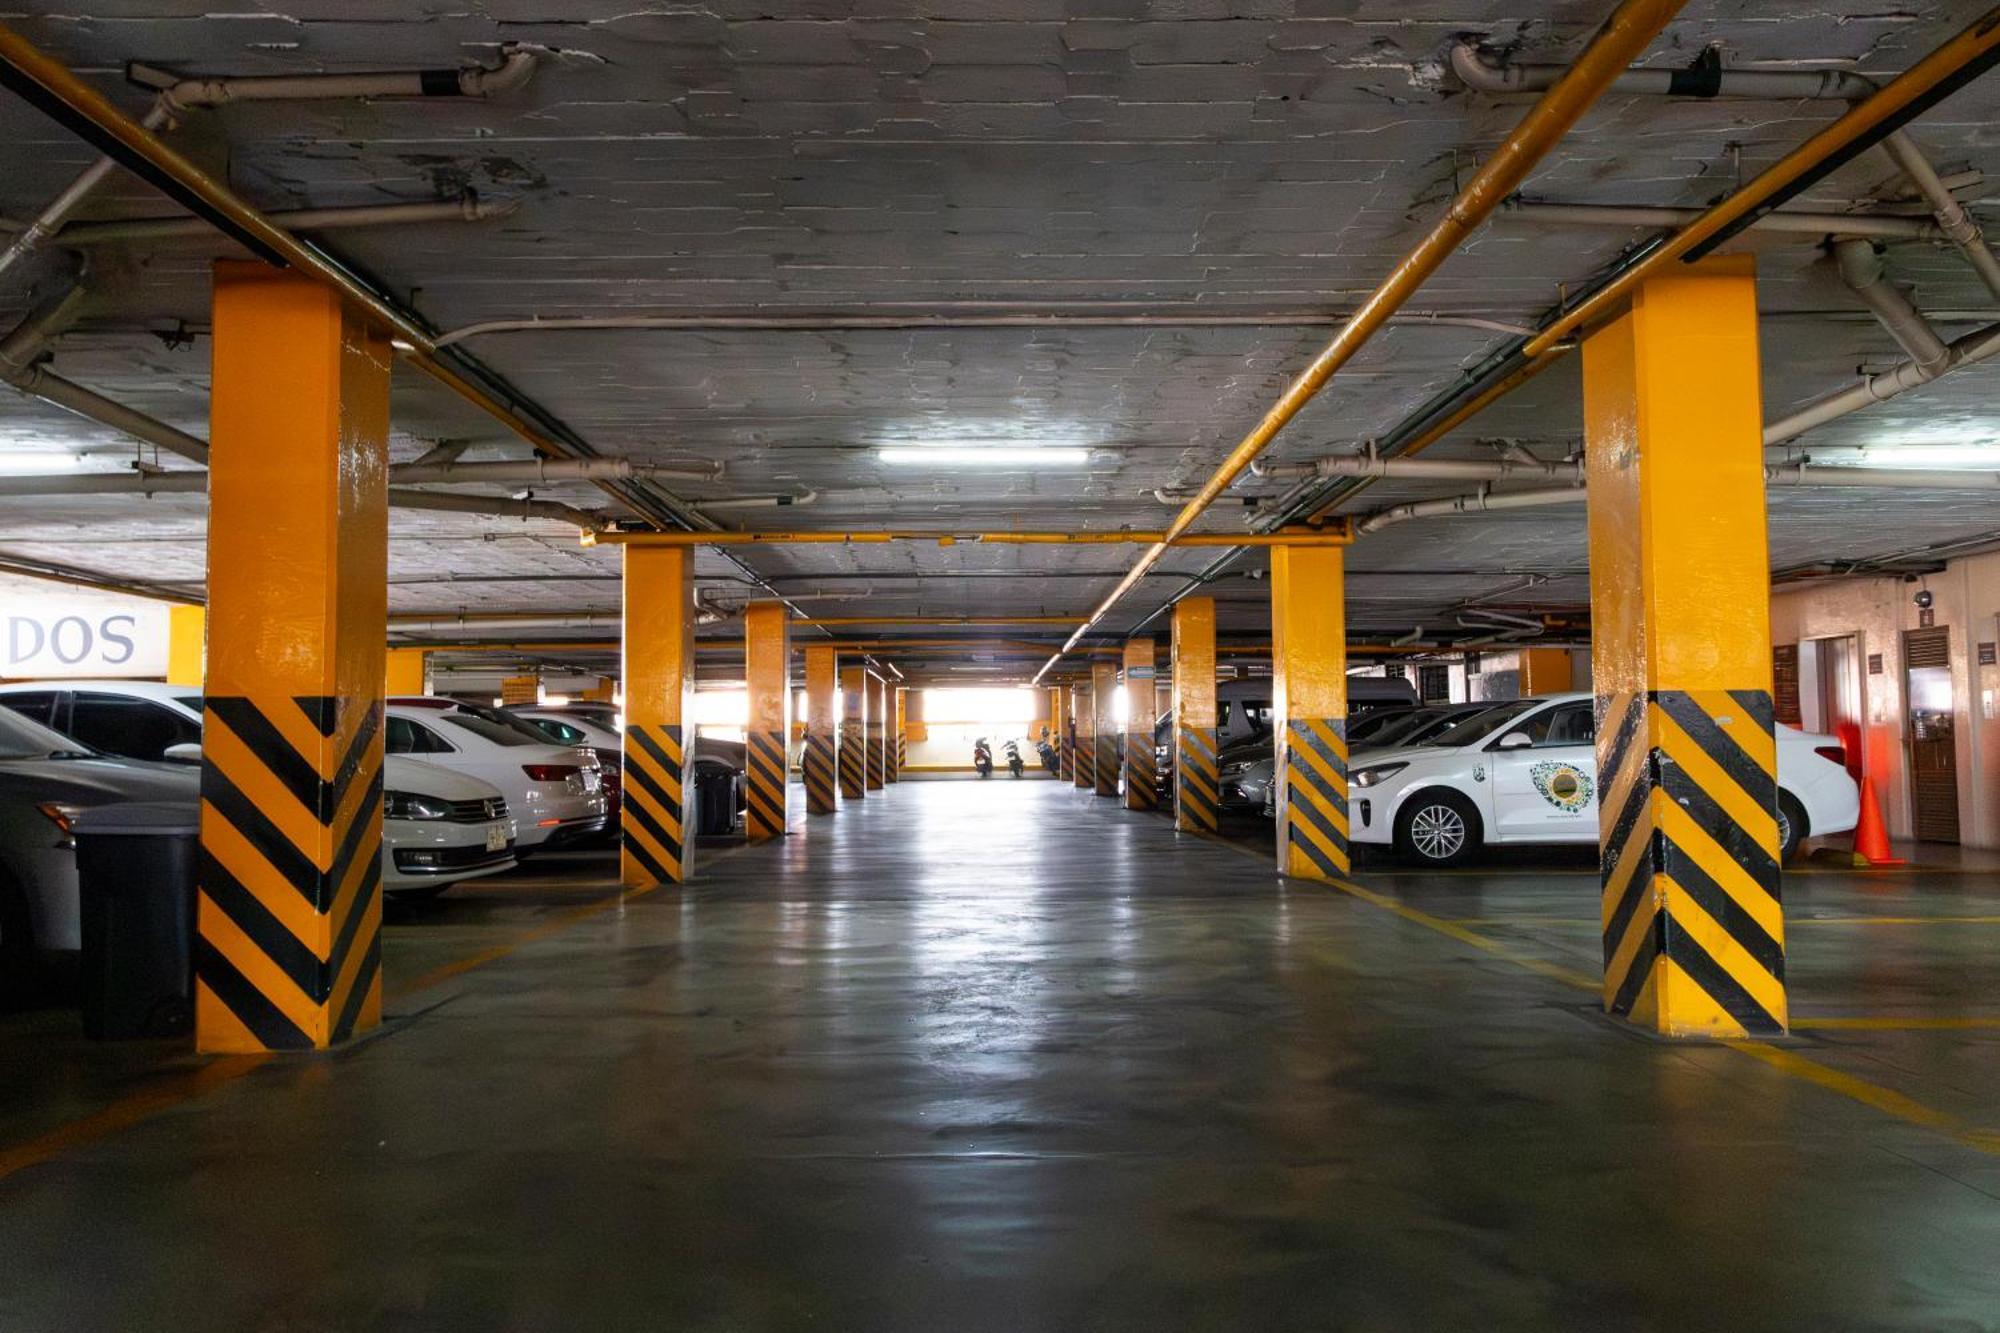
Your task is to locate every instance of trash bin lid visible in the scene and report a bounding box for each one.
[70,801,201,837]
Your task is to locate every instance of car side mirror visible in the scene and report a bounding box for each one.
[162,741,204,763]
[1495,732,1533,750]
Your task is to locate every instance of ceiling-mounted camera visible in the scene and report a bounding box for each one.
[1913,588,1934,610]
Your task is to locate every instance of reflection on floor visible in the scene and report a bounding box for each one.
[4,781,2000,1329]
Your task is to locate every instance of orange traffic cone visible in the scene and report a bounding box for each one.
[1852,778,1906,867]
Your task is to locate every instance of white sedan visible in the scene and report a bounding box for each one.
[1345,692,1859,867]
[381,758,518,898]
[384,704,607,853]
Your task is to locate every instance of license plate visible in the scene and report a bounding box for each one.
[582,771,600,792]
[485,826,508,852]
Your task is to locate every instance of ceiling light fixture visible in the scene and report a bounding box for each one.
[877,447,1090,468]
[1819,443,2000,470]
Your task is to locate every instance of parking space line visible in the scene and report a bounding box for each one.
[1187,830,2000,1159]
[0,841,767,1186]
[1792,1016,2000,1031]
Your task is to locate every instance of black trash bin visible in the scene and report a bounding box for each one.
[693,763,738,836]
[72,801,200,1040]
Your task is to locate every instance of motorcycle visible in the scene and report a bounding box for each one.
[1004,739,1025,779]
[973,736,994,778]
[1035,727,1060,776]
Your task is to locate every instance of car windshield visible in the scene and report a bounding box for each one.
[442,714,542,747]
[0,706,95,759]
[1365,707,1461,748]
[1427,700,1543,747]
[177,696,205,713]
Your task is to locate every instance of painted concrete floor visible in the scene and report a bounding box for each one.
[5,781,2000,1330]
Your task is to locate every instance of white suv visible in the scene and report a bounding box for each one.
[1343,692,1859,867]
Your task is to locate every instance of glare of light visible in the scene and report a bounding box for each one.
[611,689,625,708]
[0,452,89,475]
[390,338,416,353]
[539,690,571,707]
[1113,688,1131,727]
[1815,443,2000,470]
[492,696,505,707]
[877,447,1090,468]
[922,687,1036,725]
[692,689,748,728]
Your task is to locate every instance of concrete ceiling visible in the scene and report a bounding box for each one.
[3,2,1999,682]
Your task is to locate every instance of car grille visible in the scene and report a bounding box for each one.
[445,796,507,823]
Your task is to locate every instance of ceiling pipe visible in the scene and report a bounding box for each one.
[694,491,817,511]
[44,194,517,247]
[383,488,605,532]
[1254,448,1585,485]
[0,453,725,494]
[124,47,538,112]
[0,28,712,539]
[432,310,1539,347]
[1879,127,2000,301]
[1357,486,1584,534]
[1025,0,1690,684]
[1832,238,1952,373]
[1447,39,1876,100]
[1501,200,1943,242]
[583,528,1350,549]
[1764,320,2000,444]
[0,102,172,284]
[388,457,722,485]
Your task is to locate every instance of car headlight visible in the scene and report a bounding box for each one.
[384,790,454,820]
[1351,762,1408,789]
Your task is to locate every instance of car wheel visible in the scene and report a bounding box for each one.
[1394,790,1481,868]
[0,870,37,1007]
[1776,791,1808,865]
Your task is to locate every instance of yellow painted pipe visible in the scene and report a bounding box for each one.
[0,26,589,471]
[1524,6,2000,357]
[581,527,1349,549]
[1031,0,1689,675]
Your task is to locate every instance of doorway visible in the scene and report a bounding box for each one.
[1902,627,1960,844]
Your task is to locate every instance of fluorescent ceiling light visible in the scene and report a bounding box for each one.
[877,447,1089,467]
[0,452,89,475]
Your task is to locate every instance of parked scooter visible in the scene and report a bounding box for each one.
[1035,727,1060,776]
[1004,739,1025,778]
[973,737,994,778]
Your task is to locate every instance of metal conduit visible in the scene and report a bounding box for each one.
[0,455,723,495]
[1832,238,1953,372]
[44,195,517,246]
[1023,0,1689,684]
[1502,201,1943,241]
[125,47,537,112]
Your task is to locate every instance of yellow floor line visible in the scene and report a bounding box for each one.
[1792,1015,2000,1031]
[1186,831,2000,1158]
[1446,915,2000,929]
[0,844,774,1187]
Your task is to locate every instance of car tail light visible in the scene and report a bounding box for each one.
[1814,744,1846,768]
[523,764,581,782]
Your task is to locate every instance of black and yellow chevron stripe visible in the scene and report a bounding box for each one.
[1094,734,1119,797]
[804,732,837,814]
[839,722,867,798]
[1124,731,1157,809]
[895,733,906,776]
[1176,725,1219,832]
[622,722,688,885]
[866,732,885,790]
[745,728,787,839]
[1073,732,1093,788]
[195,693,382,1050]
[1599,689,1785,1035]
[1280,716,1348,880]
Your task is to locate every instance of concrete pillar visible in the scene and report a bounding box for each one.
[1272,544,1349,881]
[1172,596,1219,833]
[197,261,388,1053]
[1585,256,1787,1038]
[166,605,204,687]
[743,601,790,840]
[1123,637,1159,810]
[1520,647,1572,697]
[866,673,887,790]
[1070,681,1093,790]
[804,646,838,815]
[1091,660,1120,798]
[621,544,697,886]
[839,665,868,800]
[383,647,426,696]
[1046,686,1068,781]
[889,686,906,781]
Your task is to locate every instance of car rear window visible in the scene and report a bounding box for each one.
[443,714,539,747]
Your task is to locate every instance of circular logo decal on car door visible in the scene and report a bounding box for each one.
[1529,761,1594,813]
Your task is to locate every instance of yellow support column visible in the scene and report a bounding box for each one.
[1070,682,1092,789]
[804,646,839,815]
[1585,257,1787,1039]
[166,605,205,687]
[1123,638,1158,810]
[1091,661,1120,798]
[839,665,868,800]
[196,262,389,1053]
[383,648,427,696]
[1172,597,1219,833]
[743,602,790,840]
[621,545,697,887]
[1046,686,1067,782]
[890,686,907,781]
[1272,544,1349,881]
[1520,647,1572,697]
[866,674,887,790]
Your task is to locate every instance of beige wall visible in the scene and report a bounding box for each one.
[1771,551,2000,849]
